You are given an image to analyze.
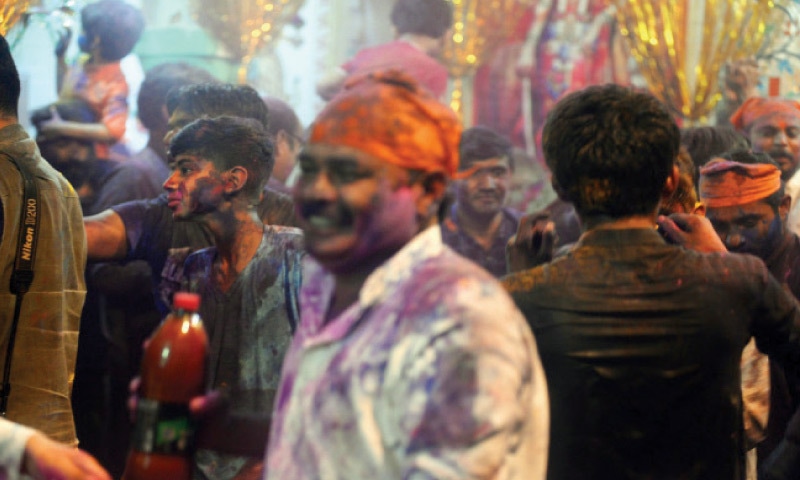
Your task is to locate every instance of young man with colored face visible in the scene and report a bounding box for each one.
[161,116,303,480]
[83,84,296,315]
[265,71,549,479]
[731,97,800,237]
[700,150,800,469]
[503,84,800,480]
[441,126,518,277]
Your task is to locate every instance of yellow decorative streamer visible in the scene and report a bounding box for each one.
[441,0,533,119]
[1,0,30,36]
[191,0,306,84]
[614,0,775,121]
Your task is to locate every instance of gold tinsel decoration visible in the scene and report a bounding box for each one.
[614,0,776,121]
[1,0,30,36]
[441,0,534,118]
[191,0,306,84]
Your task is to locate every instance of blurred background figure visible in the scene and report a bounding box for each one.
[316,0,453,101]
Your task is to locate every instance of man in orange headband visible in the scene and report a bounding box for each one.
[701,151,788,259]
[731,97,800,237]
[265,70,549,479]
[701,150,800,471]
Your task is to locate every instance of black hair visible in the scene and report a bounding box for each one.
[81,0,145,61]
[166,83,269,130]
[459,125,514,171]
[169,116,274,202]
[680,126,750,187]
[542,84,679,220]
[138,63,218,132]
[262,95,302,144]
[391,0,454,38]
[717,149,785,211]
[0,34,20,118]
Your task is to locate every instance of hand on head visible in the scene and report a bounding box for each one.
[656,213,727,253]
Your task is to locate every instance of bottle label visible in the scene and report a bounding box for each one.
[131,399,195,455]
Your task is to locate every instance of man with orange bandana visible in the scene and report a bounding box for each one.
[265,70,549,479]
[730,97,800,237]
[700,151,800,471]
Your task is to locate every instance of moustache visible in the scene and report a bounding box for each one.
[298,200,354,226]
[768,150,794,161]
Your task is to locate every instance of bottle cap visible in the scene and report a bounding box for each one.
[173,292,201,312]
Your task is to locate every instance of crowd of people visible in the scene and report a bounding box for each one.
[4,0,800,479]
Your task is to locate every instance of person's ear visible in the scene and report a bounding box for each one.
[551,176,569,202]
[779,193,792,221]
[661,164,681,202]
[224,166,249,195]
[274,130,292,156]
[692,202,706,217]
[415,171,448,220]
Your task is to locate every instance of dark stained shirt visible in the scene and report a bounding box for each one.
[169,225,304,480]
[760,233,800,460]
[503,228,800,480]
[440,205,519,277]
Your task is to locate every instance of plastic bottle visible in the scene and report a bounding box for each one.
[123,292,208,480]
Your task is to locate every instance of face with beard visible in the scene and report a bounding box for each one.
[749,112,800,181]
[455,157,511,219]
[706,198,789,259]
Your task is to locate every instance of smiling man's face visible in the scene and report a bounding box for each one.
[294,143,423,274]
[750,112,800,181]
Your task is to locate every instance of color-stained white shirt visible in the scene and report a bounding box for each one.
[0,418,34,480]
[785,168,800,237]
[266,226,549,479]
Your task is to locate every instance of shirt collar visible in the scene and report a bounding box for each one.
[577,227,666,248]
[359,225,443,308]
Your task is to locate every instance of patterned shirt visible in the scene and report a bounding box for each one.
[266,226,549,479]
[60,56,129,159]
[440,205,520,277]
[167,225,304,480]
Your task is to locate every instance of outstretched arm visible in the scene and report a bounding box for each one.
[84,209,129,262]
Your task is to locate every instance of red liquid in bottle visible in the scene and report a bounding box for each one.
[123,292,208,480]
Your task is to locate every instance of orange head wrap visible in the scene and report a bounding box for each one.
[309,70,462,178]
[730,97,800,133]
[699,158,782,208]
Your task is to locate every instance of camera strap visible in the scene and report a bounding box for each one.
[0,152,40,416]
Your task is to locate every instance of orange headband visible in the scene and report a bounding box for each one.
[309,70,462,178]
[699,158,781,208]
[730,97,800,132]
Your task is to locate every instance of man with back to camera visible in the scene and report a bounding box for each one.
[0,33,85,448]
[503,84,800,480]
